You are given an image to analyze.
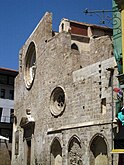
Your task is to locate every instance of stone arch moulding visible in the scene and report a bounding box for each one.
[68,135,83,165]
[68,134,81,148]
[50,137,62,148]
[50,137,62,165]
[50,86,66,116]
[89,133,109,151]
[24,41,37,90]
[89,133,109,165]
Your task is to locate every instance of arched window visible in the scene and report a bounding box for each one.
[61,23,64,31]
[90,134,108,165]
[24,41,36,90]
[50,138,62,165]
[68,136,82,165]
[71,43,81,70]
[50,86,66,116]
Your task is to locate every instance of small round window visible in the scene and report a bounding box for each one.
[24,42,36,89]
[50,87,66,116]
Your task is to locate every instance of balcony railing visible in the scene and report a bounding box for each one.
[0,116,14,123]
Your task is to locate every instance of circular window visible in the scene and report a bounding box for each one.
[50,87,66,116]
[24,42,36,89]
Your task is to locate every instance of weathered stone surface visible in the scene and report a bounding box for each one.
[0,141,11,165]
[12,12,118,165]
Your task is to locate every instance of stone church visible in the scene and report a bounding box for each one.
[11,12,119,165]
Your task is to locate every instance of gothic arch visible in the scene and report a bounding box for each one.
[71,43,79,51]
[68,135,83,165]
[50,137,62,165]
[89,133,109,165]
[68,135,81,147]
[71,43,81,71]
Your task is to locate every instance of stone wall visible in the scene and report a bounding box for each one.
[12,12,118,165]
[0,140,11,165]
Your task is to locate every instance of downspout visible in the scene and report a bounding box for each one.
[122,5,124,73]
[106,68,114,165]
[111,69,114,165]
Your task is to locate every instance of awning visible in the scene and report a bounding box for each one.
[0,135,9,140]
[111,149,124,154]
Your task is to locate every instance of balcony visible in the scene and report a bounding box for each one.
[0,116,14,123]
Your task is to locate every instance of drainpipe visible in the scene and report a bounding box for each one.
[107,68,114,165]
[122,5,124,73]
[111,69,114,165]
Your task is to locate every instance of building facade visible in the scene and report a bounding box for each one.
[112,0,124,164]
[12,12,119,165]
[0,67,18,165]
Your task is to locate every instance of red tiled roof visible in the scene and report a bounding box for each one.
[69,20,112,31]
[0,67,18,77]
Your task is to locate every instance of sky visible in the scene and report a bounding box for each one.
[0,0,112,70]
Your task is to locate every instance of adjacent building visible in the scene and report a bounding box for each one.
[0,67,18,165]
[112,0,124,164]
[12,12,119,165]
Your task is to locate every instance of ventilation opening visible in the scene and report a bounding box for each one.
[61,23,64,31]
[101,98,106,115]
